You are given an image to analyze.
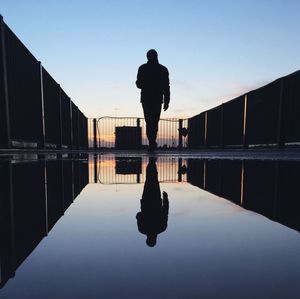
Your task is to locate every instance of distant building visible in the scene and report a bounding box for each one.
[115,126,142,150]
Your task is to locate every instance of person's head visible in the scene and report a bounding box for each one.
[147,49,158,62]
[146,234,157,247]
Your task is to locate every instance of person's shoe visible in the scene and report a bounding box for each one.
[148,144,155,152]
[148,141,157,152]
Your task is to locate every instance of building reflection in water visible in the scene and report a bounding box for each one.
[0,154,89,288]
[136,158,169,247]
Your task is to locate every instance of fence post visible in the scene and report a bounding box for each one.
[84,116,88,149]
[243,94,248,149]
[77,108,80,150]
[74,106,79,150]
[204,112,208,149]
[0,15,11,149]
[178,158,182,182]
[277,78,284,148]
[38,62,45,149]
[93,154,98,183]
[58,86,63,149]
[178,119,183,150]
[69,100,73,150]
[93,118,97,150]
[137,118,141,150]
[240,160,245,205]
[220,104,224,149]
[78,111,82,150]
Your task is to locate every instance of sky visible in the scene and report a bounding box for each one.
[1,0,300,119]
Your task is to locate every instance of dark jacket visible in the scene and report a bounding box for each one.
[136,61,170,105]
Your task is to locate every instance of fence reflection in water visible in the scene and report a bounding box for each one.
[89,154,300,234]
[0,155,89,288]
[89,155,187,184]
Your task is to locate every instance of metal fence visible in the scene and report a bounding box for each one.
[0,15,88,149]
[89,70,300,151]
[89,154,188,184]
[88,117,188,149]
[187,70,300,149]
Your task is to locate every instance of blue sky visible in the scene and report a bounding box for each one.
[1,0,300,118]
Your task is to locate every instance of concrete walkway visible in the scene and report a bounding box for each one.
[1,147,300,161]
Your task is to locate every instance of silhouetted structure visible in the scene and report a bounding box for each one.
[0,155,88,288]
[136,49,170,151]
[115,126,141,149]
[136,158,169,246]
[0,15,88,150]
[187,70,300,149]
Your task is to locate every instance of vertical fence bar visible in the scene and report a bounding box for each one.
[39,62,45,149]
[84,115,88,149]
[178,119,183,150]
[43,161,48,235]
[243,94,248,149]
[69,100,73,149]
[277,78,284,148]
[137,117,141,150]
[204,112,208,148]
[78,111,82,149]
[93,154,98,183]
[178,158,182,182]
[83,116,88,149]
[93,118,97,150]
[220,104,224,149]
[0,15,11,149]
[240,160,245,205]
[58,87,63,149]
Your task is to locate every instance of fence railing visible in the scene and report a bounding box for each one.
[88,117,188,149]
[188,70,300,149]
[89,70,300,151]
[0,15,88,150]
[89,154,187,184]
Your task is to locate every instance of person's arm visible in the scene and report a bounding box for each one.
[136,66,144,89]
[163,68,170,111]
[162,191,169,214]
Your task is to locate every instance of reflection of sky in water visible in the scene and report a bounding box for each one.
[1,156,300,299]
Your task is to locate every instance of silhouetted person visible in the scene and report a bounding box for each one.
[136,49,170,151]
[136,158,169,247]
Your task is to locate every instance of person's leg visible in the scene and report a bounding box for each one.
[142,102,162,149]
[142,103,152,144]
[149,103,162,148]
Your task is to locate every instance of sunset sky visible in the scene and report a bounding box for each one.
[1,0,300,118]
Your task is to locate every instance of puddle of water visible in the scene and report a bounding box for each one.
[0,154,300,299]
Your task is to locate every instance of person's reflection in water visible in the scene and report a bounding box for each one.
[136,158,169,247]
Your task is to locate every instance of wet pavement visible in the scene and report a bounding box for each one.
[0,153,300,299]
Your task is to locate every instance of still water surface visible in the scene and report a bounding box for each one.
[0,154,300,299]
